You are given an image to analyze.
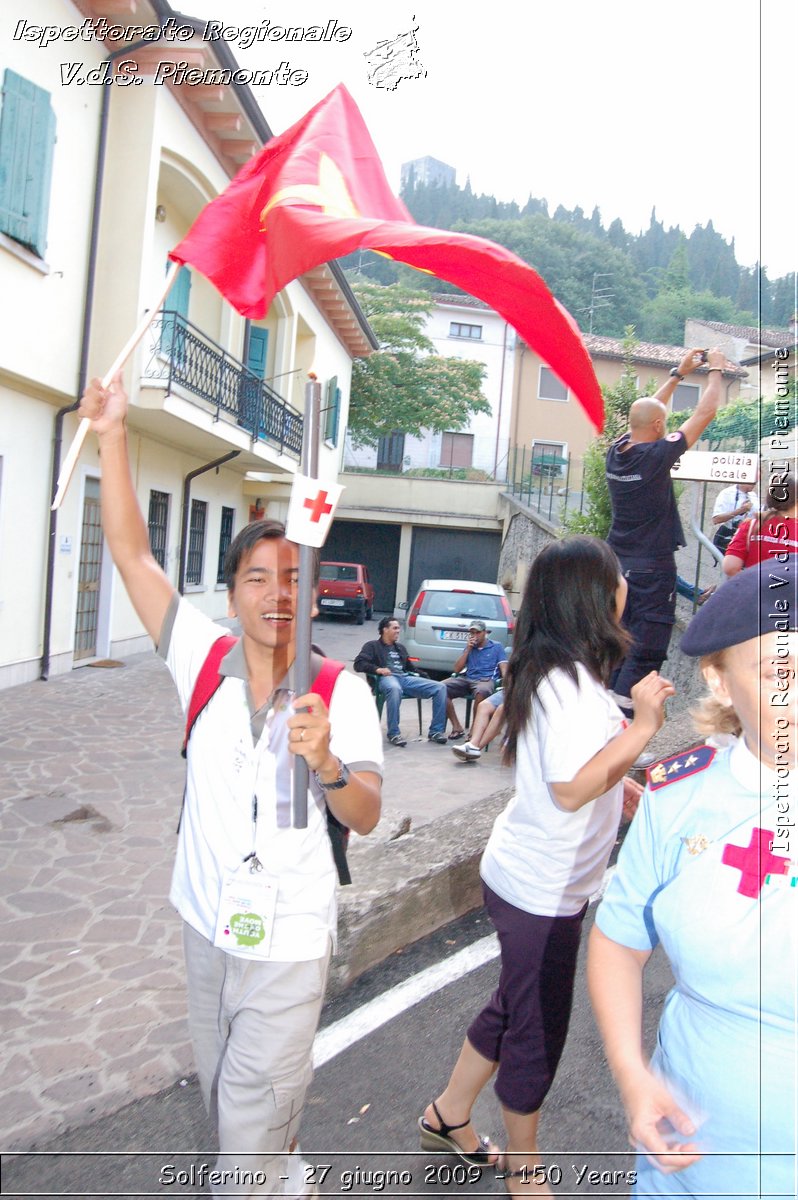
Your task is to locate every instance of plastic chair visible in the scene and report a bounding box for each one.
[364,674,424,736]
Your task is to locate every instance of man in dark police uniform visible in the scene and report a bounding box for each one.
[605,346,729,715]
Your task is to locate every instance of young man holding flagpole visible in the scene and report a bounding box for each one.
[78,373,382,1197]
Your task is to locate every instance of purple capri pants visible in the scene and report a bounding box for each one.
[467,882,587,1115]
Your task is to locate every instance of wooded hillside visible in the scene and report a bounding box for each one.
[342,178,795,345]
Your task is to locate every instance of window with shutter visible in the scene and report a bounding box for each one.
[217,506,235,584]
[324,376,340,446]
[0,70,56,258]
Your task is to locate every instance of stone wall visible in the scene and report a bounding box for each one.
[497,496,559,609]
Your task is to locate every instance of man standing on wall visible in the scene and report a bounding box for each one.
[605,347,729,717]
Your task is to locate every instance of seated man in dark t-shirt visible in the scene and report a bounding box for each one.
[354,618,449,747]
[605,346,729,714]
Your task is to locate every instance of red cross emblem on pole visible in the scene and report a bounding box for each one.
[721,828,789,898]
[303,490,333,523]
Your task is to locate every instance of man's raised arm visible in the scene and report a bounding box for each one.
[79,373,175,643]
[673,348,729,450]
[649,347,730,451]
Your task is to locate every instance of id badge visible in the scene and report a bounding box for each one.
[213,866,277,959]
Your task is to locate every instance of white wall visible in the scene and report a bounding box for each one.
[0,2,364,688]
[1,0,103,396]
[426,302,515,474]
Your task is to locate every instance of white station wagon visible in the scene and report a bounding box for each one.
[401,578,514,677]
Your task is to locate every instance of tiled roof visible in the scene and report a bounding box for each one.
[687,318,792,348]
[432,293,492,311]
[581,334,747,378]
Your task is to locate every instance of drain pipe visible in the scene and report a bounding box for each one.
[41,37,155,681]
[178,452,241,594]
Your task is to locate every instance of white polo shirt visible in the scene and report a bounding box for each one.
[161,598,382,961]
[713,484,761,519]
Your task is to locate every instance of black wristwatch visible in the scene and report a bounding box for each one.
[314,758,350,791]
[669,367,684,380]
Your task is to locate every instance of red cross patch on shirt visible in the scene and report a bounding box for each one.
[722,828,790,898]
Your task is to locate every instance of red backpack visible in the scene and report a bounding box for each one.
[182,635,351,884]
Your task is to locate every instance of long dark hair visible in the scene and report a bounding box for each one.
[502,536,631,765]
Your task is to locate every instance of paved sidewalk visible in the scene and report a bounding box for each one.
[0,621,512,1152]
[0,617,700,1152]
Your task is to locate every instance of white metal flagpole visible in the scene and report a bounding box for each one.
[51,262,182,511]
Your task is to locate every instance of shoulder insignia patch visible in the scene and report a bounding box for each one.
[647,744,715,789]
[666,432,682,442]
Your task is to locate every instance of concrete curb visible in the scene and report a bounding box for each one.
[332,787,512,996]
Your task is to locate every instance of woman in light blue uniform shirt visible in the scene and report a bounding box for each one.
[588,562,797,1198]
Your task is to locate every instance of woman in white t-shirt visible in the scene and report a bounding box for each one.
[419,536,674,1194]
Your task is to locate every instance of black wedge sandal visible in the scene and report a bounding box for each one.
[418,1100,497,1167]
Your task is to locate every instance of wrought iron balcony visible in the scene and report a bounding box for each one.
[142,312,303,459]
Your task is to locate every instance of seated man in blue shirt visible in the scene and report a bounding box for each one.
[354,618,449,747]
[444,620,507,739]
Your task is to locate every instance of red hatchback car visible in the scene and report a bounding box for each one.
[318,562,375,624]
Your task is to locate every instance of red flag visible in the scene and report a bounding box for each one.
[170,85,603,430]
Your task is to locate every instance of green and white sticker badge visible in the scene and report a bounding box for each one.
[214,867,277,959]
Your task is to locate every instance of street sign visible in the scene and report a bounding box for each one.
[670,450,758,483]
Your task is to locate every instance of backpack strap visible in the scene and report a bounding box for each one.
[310,658,350,885]
[181,634,238,758]
[311,655,345,706]
[181,639,352,884]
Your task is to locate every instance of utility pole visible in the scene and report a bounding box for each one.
[582,272,614,334]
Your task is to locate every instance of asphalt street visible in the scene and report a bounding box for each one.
[1,903,673,1199]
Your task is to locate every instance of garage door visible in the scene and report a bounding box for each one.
[408,528,501,602]
[321,521,400,613]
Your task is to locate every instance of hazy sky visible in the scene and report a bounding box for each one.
[178,0,795,284]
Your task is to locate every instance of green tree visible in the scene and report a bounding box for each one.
[562,328,644,538]
[346,280,489,447]
[692,392,798,452]
[450,215,647,337]
[662,238,691,292]
[639,287,749,345]
[772,273,797,325]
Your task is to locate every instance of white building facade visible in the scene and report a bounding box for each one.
[0,0,375,689]
[344,295,516,478]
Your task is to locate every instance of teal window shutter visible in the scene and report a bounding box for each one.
[246,327,269,379]
[161,262,191,357]
[324,376,340,446]
[172,262,192,317]
[333,386,341,444]
[0,69,56,257]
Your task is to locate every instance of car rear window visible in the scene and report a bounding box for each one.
[320,565,358,581]
[420,591,504,620]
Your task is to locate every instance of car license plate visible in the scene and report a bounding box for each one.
[321,599,344,607]
[440,630,469,641]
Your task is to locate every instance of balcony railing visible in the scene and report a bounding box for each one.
[142,312,303,460]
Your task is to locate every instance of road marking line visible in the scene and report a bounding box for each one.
[313,936,499,1067]
[314,865,616,1068]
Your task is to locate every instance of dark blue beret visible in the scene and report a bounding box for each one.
[680,560,798,656]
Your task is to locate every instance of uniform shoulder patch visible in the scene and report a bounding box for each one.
[665,431,682,443]
[647,744,715,789]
